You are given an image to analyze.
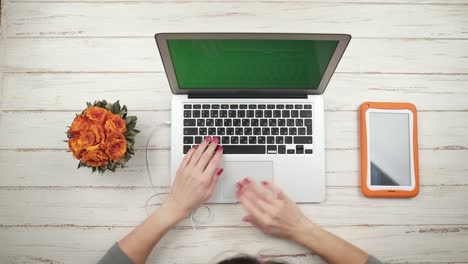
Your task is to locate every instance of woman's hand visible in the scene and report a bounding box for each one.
[237,178,313,241]
[164,136,224,221]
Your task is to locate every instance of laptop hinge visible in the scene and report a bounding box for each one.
[188,93,307,99]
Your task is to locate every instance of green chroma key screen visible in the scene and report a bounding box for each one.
[167,39,338,89]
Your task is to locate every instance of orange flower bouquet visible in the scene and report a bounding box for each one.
[66,100,139,173]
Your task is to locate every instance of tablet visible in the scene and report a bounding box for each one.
[360,102,419,198]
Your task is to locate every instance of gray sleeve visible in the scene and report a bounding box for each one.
[366,255,383,264]
[98,243,133,264]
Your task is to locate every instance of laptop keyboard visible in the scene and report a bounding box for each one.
[182,104,313,155]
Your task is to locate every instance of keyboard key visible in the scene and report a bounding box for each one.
[212,104,220,109]
[240,136,248,144]
[184,110,191,118]
[287,149,295,154]
[222,136,230,144]
[294,136,313,144]
[227,128,234,135]
[282,110,290,118]
[247,110,255,118]
[296,145,304,154]
[258,104,266,109]
[255,110,263,118]
[289,128,297,135]
[273,110,281,117]
[262,128,270,135]
[244,127,252,135]
[276,104,284,109]
[208,127,216,135]
[300,110,312,118]
[249,104,257,109]
[278,119,286,126]
[206,119,214,126]
[285,136,293,144]
[269,119,277,126]
[195,136,203,144]
[217,127,225,135]
[271,128,279,135]
[222,145,265,154]
[295,119,303,126]
[184,119,196,126]
[295,104,303,109]
[210,109,219,117]
[298,127,306,135]
[267,136,275,144]
[276,136,284,144]
[230,104,239,109]
[251,119,259,126]
[287,119,295,126]
[253,127,261,135]
[199,128,207,135]
[291,110,299,118]
[259,119,267,126]
[305,149,313,154]
[193,110,200,118]
[258,136,266,144]
[304,104,312,109]
[280,127,288,135]
[235,128,243,135]
[229,110,237,118]
[240,104,248,109]
[231,136,239,144]
[184,137,193,144]
[215,119,223,126]
[264,110,272,118]
[233,119,241,126]
[305,119,313,135]
[286,104,293,109]
[221,104,229,109]
[202,110,210,118]
[184,105,192,109]
[278,145,286,154]
[224,119,232,126]
[238,110,246,118]
[242,119,250,126]
[267,104,275,109]
[249,136,257,144]
[220,110,228,118]
[267,145,277,154]
[183,145,191,154]
[193,104,201,109]
[183,128,198,135]
[196,119,205,126]
[203,104,210,109]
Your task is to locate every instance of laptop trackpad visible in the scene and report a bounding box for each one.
[221,161,274,199]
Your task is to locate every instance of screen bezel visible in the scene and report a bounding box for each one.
[365,109,416,191]
[155,33,351,95]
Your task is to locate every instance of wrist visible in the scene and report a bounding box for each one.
[155,199,187,227]
[291,218,321,245]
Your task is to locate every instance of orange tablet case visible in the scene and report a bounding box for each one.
[360,102,419,198]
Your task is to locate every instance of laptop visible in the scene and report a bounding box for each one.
[155,33,351,203]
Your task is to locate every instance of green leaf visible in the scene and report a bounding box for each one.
[112,100,121,114]
[126,116,137,125]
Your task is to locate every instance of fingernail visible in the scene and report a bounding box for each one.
[243,178,251,184]
[217,145,223,152]
[213,137,219,144]
[216,168,224,176]
[236,182,242,189]
[205,136,211,142]
[194,145,199,149]
[261,181,268,185]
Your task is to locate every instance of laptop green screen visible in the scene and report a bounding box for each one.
[166,39,338,90]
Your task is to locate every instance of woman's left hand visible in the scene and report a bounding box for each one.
[163,136,224,221]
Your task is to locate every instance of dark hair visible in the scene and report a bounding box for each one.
[216,255,289,264]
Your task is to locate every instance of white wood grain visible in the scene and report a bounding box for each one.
[1,149,466,187]
[3,38,468,73]
[6,2,468,38]
[8,0,468,3]
[1,225,468,264]
[1,111,466,150]
[1,186,467,226]
[2,73,468,111]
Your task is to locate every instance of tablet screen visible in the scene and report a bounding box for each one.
[369,112,411,186]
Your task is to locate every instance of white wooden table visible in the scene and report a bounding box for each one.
[1,0,467,263]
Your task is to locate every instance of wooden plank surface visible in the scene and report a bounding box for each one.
[1,225,467,264]
[6,2,468,38]
[3,38,468,73]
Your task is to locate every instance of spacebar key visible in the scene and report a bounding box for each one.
[222,145,266,154]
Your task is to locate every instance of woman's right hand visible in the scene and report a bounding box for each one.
[236,178,314,241]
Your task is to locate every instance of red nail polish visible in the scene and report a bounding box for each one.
[213,137,219,144]
[261,181,268,185]
[236,182,242,189]
[216,168,224,176]
[194,145,199,149]
[243,178,251,184]
[217,145,223,152]
[205,136,211,142]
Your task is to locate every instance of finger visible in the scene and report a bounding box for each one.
[242,215,263,229]
[238,187,270,224]
[195,136,220,171]
[188,136,212,168]
[241,182,276,214]
[203,145,223,176]
[260,181,288,200]
[242,179,274,203]
[176,146,196,174]
[206,168,223,197]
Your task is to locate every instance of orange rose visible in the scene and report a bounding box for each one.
[68,136,85,159]
[84,106,109,124]
[68,114,91,135]
[82,149,109,167]
[105,131,127,162]
[79,124,106,149]
[104,114,127,134]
